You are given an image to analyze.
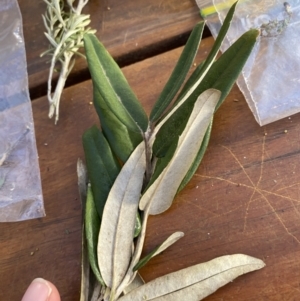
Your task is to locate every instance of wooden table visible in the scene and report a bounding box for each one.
[1,1,300,300]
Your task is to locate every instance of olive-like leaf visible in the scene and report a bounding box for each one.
[177,118,213,192]
[153,1,238,136]
[84,34,148,133]
[123,273,145,295]
[85,184,105,286]
[134,212,142,238]
[140,89,220,215]
[153,28,258,161]
[149,28,258,195]
[93,88,143,162]
[82,126,120,218]
[98,142,146,291]
[150,22,205,123]
[133,232,184,271]
[77,160,90,301]
[118,254,265,301]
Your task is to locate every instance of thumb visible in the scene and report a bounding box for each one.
[21,278,61,301]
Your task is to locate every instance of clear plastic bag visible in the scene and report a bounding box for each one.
[0,0,44,221]
[196,0,300,126]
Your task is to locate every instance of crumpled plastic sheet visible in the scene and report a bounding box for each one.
[196,0,300,126]
[0,0,44,222]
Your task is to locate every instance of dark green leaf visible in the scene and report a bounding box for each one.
[134,212,142,238]
[85,184,105,286]
[171,1,239,112]
[150,22,205,123]
[82,125,120,218]
[175,61,205,103]
[212,29,259,110]
[153,28,259,159]
[197,1,239,78]
[93,88,142,162]
[84,34,148,132]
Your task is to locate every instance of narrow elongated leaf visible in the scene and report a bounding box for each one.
[133,232,184,271]
[140,89,220,214]
[134,212,142,238]
[118,254,265,301]
[153,28,259,159]
[177,118,213,192]
[98,142,146,291]
[123,273,145,295]
[93,88,142,162]
[85,184,105,286]
[150,22,205,123]
[212,29,260,110]
[153,1,238,135]
[84,34,148,132]
[77,160,90,301]
[82,126,120,218]
[191,1,238,86]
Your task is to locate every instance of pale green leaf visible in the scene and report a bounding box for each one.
[98,142,146,291]
[123,273,145,295]
[140,89,220,214]
[177,119,213,192]
[118,254,265,301]
[133,232,184,271]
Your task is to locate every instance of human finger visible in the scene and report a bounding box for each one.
[21,278,61,301]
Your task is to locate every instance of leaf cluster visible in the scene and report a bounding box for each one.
[80,3,263,301]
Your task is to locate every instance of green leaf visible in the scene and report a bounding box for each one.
[211,29,259,110]
[93,88,143,162]
[77,160,90,301]
[160,0,238,125]
[82,126,120,218]
[98,142,146,291]
[134,212,142,238]
[150,22,205,123]
[84,34,148,133]
[177,118,213,192]
[140,89,220,215]
[85,184,105,286]
[133,232,184,271]
[118,254,265,301]
[153,28,259,159]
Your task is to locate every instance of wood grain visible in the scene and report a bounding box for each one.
[1,36,300,301]
[19,0,202,98]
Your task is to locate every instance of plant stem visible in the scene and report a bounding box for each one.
[143,127,153,187]
[48,52,73,123]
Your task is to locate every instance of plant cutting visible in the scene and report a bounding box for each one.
[79,2,264,301]
[41,0,95,124]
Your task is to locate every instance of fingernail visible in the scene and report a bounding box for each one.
[22,278,52,301]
